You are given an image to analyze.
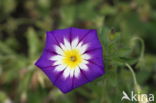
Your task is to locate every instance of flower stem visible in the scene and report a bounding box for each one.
[131,37,145,63]
[125,63,138,88]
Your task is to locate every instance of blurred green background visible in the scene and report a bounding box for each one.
[0,0,156,103]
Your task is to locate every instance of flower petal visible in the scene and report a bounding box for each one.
[81,30,102,51]
[54,45,64,55]
[69,69,75,78]
[53,61,61,66]
[79,63,88,71]
[83,63,104,81]
[63,68,71,78]
[79,44,88,54]
[64,38,71,50]
[49,55,63,61]
[71,37,79,49]
[41,66,59,83]
[74,67,80,78]
[71,27,90,41]
[82,54,91,60]
[45,31,58,52]
[73,71,89,89]
[54,75,73,93]
[60,43,67,51]
[35,50,55,68]
[53,28,71,44]
[76,42,88,54]
[55,65,66,72]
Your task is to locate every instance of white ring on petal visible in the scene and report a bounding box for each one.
[79,63,88,71]
[63,67,71,79]
[82,54,91,60]
[49,55,63,61]
[64,38,71,50]
[76,42,82,49]
[69,69,75,78]
[50,37,91,79]
[60,43,67,51]
[53,61,62,66]
[55,65,66,72]
[79,44,88,54]
[54,45,64,55]
[71,38,79,49]
[82,60,89,64]
[74,67,80,78]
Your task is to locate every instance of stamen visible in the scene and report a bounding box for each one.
[70,56,76,62]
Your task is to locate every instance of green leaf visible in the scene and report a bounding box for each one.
[26,27,41,60]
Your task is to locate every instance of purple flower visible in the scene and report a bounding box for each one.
[35,27,105,93]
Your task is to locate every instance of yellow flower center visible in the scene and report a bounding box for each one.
[62,49,83,69]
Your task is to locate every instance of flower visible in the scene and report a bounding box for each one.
[35,27,105,93]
